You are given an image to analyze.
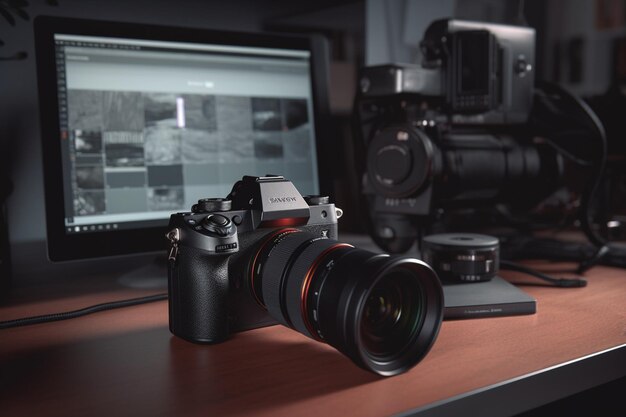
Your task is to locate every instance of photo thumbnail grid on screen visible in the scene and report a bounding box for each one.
[56,34,320,231]
[69,92,313,216]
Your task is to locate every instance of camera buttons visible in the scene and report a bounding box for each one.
[202,214,233,237]
[515,55,532,77]
[206,214,229,226]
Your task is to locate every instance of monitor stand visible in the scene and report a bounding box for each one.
[117,255,168,290]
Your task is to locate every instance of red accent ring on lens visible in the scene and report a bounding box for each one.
[300,243,353,341]
[249,228,300,308]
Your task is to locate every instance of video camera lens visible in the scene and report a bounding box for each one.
[367,126,433,198]
[249,229,444,376]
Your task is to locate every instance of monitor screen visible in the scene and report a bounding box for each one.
[35,17,331,261]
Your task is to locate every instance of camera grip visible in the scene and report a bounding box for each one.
[168,246,230,343]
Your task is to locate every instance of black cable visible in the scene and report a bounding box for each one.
[500,260,587,288]
[540,137,593,167]
[539,82,611,273]
[0,293,167,330]
[569,94,608,248]
[537,82,608,248]
[576,244,611,274]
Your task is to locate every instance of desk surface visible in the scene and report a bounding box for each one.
[1,259,625,417]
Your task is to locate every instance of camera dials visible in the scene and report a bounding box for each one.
[167,205,239,257]
[193,198,232,213]
[167,175,339,258]
[201,214,234,237]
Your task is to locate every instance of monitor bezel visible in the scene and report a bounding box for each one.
[34,15,333,262]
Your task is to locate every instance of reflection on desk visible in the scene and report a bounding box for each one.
[1,258,625,417]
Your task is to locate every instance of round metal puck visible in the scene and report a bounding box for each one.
[422,233,499,284]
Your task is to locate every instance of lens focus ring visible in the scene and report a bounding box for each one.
[258,231,318,328]
[284,241,353,340]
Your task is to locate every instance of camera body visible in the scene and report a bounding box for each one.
[167,175,339,343]
[355,20,563,253]
[167,175,445,376]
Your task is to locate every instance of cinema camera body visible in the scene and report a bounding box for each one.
[356,19,564,253]
[166,175,444,376]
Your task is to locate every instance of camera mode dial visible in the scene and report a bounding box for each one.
[303,195,329,205]
[193,198,232,213]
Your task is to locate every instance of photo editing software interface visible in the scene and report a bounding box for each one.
[55,34,320,234]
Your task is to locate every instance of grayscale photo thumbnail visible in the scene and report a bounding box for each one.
[144,126,182,165]
[103,91,144,131]
[181,129,218,164]
[252,98,282,131]
[183,94,217,131]
[73,130,103,154]
[75,165,105,189]
[144,93,178,128]
[147,187,184,211]
[216,96,254,161]
[253,132,283,159]
[283,99,309,130]
[283,127,312,161]
[104,132,145,167]
[74,190,105,216]
[68,89,104,131]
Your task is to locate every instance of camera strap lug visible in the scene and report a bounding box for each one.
[166,228,180,263]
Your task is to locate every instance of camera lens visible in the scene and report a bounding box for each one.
[249,229,443,376]
[367,126,433,198]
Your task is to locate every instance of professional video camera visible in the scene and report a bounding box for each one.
[354,19,604,254]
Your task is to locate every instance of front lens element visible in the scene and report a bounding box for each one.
[360,270,423,359]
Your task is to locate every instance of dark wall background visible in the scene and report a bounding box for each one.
[2,0,624,282]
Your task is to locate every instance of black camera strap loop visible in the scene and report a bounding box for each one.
[166,228,180,264]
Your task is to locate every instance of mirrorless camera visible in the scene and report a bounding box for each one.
[167,175,444,376]
[355,19,563,253]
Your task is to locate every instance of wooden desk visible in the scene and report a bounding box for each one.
[1,262,625,417]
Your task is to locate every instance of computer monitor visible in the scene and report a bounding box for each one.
[34,16,331,262]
